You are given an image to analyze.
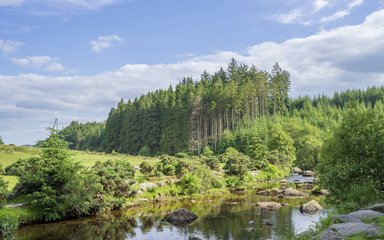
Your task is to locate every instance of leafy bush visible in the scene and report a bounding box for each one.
[222,148,251,177]
[92,159,135,197]
[175,159,197,178]
[139,161,155,176]
[203,156,220,171]
[225,176,244,190]
[0,216,19,240]
[178,174,202,195]
[0,177,8,206]
[317,104,384,212]
[15,132,102,221]
[4,157,39,176]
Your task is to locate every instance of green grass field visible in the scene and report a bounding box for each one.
[0,145,159,192]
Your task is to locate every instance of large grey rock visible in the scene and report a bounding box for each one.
[281,187,309,197]
[320,223,380,239]
[362,203,384,213]
[256,202,282,210]
[347,210,384,221]
[164,208,198,227]
[333,214,361,223]
[300,200,323,212]
[139,182,157,190]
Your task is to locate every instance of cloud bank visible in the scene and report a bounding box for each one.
[1,9,384,144]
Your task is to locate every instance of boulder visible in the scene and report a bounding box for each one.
[347,210,384,221]
[139,182,157,191]
[279,179,288,184]
[302,170,315,177]
[164,208,198,227]
[262,219,273,226]
[320,223,380,240]
[333,214,361,223]
[277,194,285,199]
[256,202,282,210]
[256,188,281,196]
[362,203,384,213]
[245,227,255,232]
[292,167,303,174]
[281,188,309,197]
[300,200,323,213]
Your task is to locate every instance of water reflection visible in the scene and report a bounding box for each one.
[17,196,327,240]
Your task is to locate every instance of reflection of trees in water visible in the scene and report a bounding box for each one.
[17,216,138,240]
[17,196,320,240]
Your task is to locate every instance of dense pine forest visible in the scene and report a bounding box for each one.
[61,59,384,161]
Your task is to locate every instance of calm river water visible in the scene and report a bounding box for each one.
[16,195,327,240]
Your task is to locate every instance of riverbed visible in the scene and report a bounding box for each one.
[16,195,327,240]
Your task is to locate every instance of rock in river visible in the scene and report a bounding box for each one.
[164,208,198,227]
[281,188,309,197]
[256,202,282,210]
[302,170,315,177]
[300,200,323,213]
[292,167,303,174]
[320,223,380,239]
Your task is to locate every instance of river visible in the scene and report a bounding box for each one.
[16,194,327,240]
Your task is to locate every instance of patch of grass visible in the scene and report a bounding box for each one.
[0,207,41,224]
[1,176,18,192]
[0,145,158,169]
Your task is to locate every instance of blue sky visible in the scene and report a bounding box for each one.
[0,0,384,145]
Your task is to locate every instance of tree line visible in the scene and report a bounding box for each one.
[60,59,384,158]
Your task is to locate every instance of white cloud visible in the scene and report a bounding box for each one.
[269,9,311,25]
[320,0,364,23]
[0,0,23,7]
[90,34,123,53]
[11,55,66,72]
[313,0,329,12]
[1,9,384,144]
[0,39,23,53]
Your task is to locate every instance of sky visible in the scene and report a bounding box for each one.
[0,0,384,145]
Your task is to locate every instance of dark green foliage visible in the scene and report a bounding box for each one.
[203,156,220,171]
[5,157,40,177]
[175,159,197,178]
[61,121,105,151]
[0,136,4,145]
[138,145,151,156]
[139,161,155,176]
[91,159,135,198]
[0,177,8,206]
[222,148,251,177]
[15,132,102,221]
[0,215,19,240]
[317,103,384,212]
[178,173,202,195]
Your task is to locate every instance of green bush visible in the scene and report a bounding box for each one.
[15,132,102,221]
[178,174,202,195]
[0,177,8,206]
[175,159,196,178]
[222,149,250,177]
[203,156,220,171]
[139,161,155,176]
[162,164,176,176]
[317,104,384,212]
[0,216,19,240]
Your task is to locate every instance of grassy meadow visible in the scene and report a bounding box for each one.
[0,144,159,191]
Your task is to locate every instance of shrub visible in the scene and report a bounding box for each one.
[15,132,102,221]
[317,104,384,211]
[139,161,155,176]
[175,159,196,178]
[203,156,220,171]
[0,177,8,206]
[178,174,202,195]
[222,149,251,177]
[162,164,176,176]
[0,216,19,240]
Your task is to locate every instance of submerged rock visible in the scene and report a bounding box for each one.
[189,236,202,240]
[320,223,380,239]
[347,210,384,221]
[164,208,198,227]
[362,203,384,213]
[256,202,282,210]
[262,219,273,226]
[281,188,309,197]
[300,200,323,213]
